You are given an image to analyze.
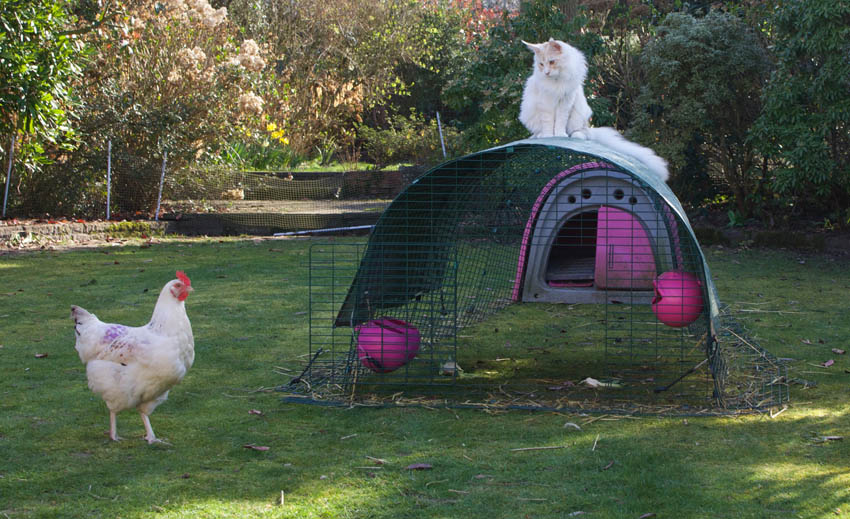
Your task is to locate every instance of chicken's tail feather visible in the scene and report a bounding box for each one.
[71,305,94,322]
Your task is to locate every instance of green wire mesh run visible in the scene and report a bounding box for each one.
[284,139,787,413]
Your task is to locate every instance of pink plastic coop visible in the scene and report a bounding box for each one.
[514,164,675,304]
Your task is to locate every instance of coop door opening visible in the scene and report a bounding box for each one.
[545,210,598,288]
[544,207,656,290]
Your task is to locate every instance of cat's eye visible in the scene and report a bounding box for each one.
[549,60,555,65]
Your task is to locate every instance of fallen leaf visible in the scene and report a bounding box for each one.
[34,353,48,358]
[568,512,586,517]
[564,422,581,430]
[243,444,270,451]
[601,460,615,471]
[405,463,433,471]
[248,409,263,416]
[639,514,657,519]
[802,339,813,345]
[832,348,845,355]
[822,359,835,367]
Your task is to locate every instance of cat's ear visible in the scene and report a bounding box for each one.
[548,39,562,53]
[522,40,542,54]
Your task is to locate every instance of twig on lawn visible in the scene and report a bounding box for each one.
[769,406,788,419]
[510,445,567,452]
[591,434,600,451]
[87,485,119,501]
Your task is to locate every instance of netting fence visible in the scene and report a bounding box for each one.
[1,141,421,235]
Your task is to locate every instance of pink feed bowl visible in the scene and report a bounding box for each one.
[651,271,704,328]
[355,318,420,373]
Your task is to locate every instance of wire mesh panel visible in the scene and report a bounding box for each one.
[162,169,420,234]
[285,139,786,412]
[301,242,459,398]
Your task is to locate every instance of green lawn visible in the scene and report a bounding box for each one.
[1,238,848,518]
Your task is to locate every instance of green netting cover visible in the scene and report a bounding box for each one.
[335,137,720,329]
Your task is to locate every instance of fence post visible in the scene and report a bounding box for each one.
[106,140,112,220]
[155,151,167,222]
[2,135,15,218]
[436,112,447,159]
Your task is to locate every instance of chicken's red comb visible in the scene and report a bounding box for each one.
[176,270,191,286]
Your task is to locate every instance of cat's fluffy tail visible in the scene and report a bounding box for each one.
[579,126,669,183]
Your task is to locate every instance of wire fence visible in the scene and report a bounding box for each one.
[1,141,421,235]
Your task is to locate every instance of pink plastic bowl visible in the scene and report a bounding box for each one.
[355,318,420,373]
[651,271,704,328]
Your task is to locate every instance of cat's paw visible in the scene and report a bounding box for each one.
[570,129,589,140]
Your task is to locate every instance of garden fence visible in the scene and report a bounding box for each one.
[1,142,421,235]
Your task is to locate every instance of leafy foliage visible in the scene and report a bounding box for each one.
[630,11,771,214]
[358,110,461,169]
[0,0,85,174]
[443,0,604,151]
[71,0,269,213]
[751,0,850,218]
[228,0,466,157]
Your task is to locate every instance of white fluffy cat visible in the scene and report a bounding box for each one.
[518,38,669,182]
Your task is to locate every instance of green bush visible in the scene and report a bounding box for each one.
[630,11,771,216]
[358,111,461,169]
[443,0,604,150]
[751,0,850,221]
[73,1,271,215]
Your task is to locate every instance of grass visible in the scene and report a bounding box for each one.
[292,161,414,172]
[1,238,849,518]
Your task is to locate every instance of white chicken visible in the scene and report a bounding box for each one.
[72,271,195,444]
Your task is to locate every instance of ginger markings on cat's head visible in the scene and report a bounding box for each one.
[522,38,564,77]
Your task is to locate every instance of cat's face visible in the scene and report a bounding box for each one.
[523,39,564,78]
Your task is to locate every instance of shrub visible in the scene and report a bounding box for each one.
[750,0,850,221]
[358,111,462,169]
[443,0,604,150]
[73,0,272,215]
[630,11,771,215]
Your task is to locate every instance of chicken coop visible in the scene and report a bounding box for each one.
[286,138,787,412]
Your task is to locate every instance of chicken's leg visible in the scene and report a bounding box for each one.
[108,411,122,441]
[140,412,169,445]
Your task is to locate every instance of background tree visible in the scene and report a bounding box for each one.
[228,0,463,158]
[630,11,771,214]
[443,0,603,150]
[751,0,850,223]
[0,0,86,176]
[66,0,270,214]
